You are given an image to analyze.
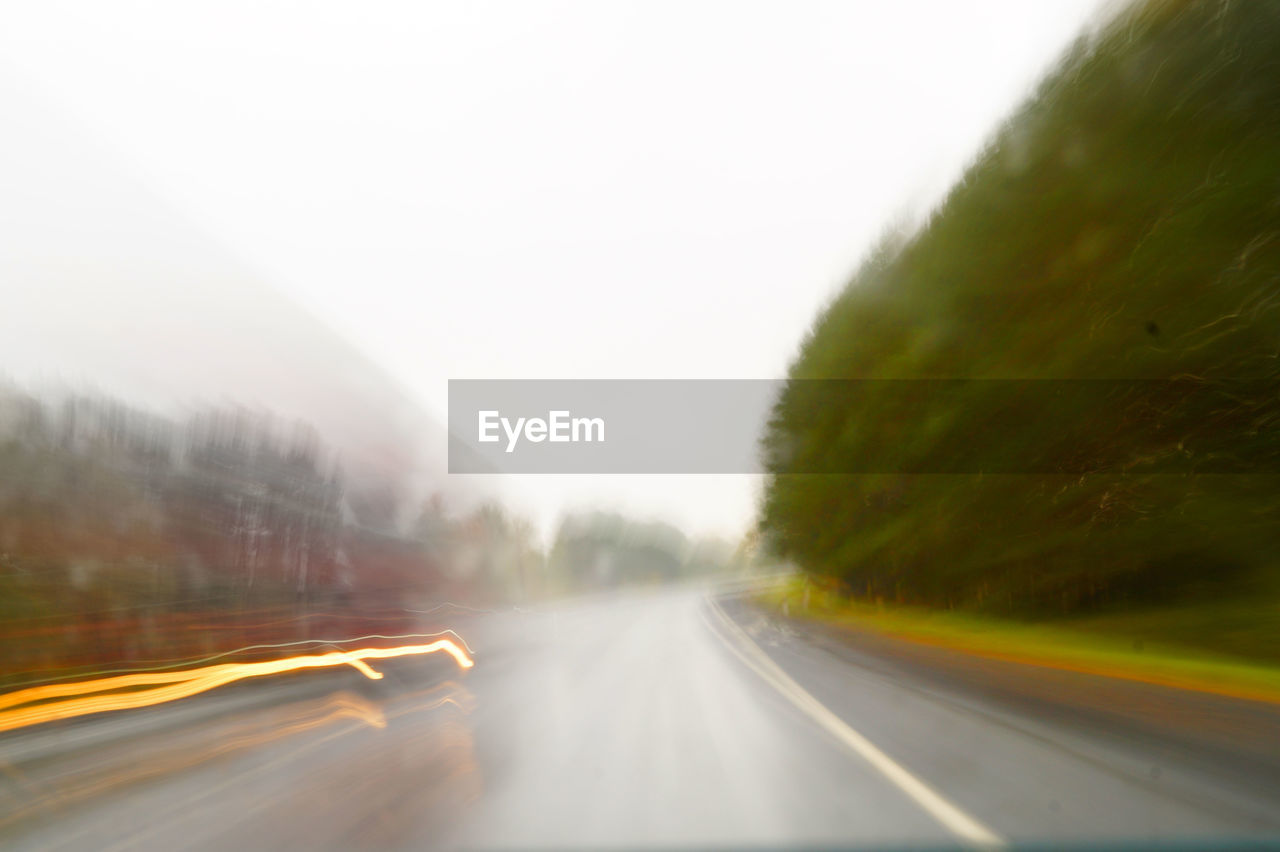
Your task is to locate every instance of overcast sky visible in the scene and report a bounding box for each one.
[0,0,1103,541]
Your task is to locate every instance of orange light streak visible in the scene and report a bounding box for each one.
[0,638,473,734]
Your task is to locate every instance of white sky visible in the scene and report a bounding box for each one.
[0,0,1102,542]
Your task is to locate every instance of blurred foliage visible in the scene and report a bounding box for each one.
[0,384,521,682]
[0,388,345,615]
[760,0,1280,616]
[413,498,546,601]
[547,511,742,593]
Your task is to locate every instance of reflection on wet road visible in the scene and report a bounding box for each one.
[1,670,479,850]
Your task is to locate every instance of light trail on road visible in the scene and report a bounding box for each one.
[0,637,474,734]
[3,630,478,692]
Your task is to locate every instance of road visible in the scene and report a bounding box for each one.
[3,586,1280,849]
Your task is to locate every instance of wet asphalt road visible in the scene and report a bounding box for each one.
[4,585,1280,849]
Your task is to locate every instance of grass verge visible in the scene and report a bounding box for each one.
[756,575,1280,705]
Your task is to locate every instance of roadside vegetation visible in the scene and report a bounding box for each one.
[761,574,1280,703]
[758,0,1280,673]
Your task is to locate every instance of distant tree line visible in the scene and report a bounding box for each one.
[548,511,744,592]
[0,384,536,679]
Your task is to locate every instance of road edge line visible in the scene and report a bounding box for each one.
[704,595,1006,849]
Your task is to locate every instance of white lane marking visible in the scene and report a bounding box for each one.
[704,597,1005,849]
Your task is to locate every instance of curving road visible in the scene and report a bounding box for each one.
[4,585,1280,849]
